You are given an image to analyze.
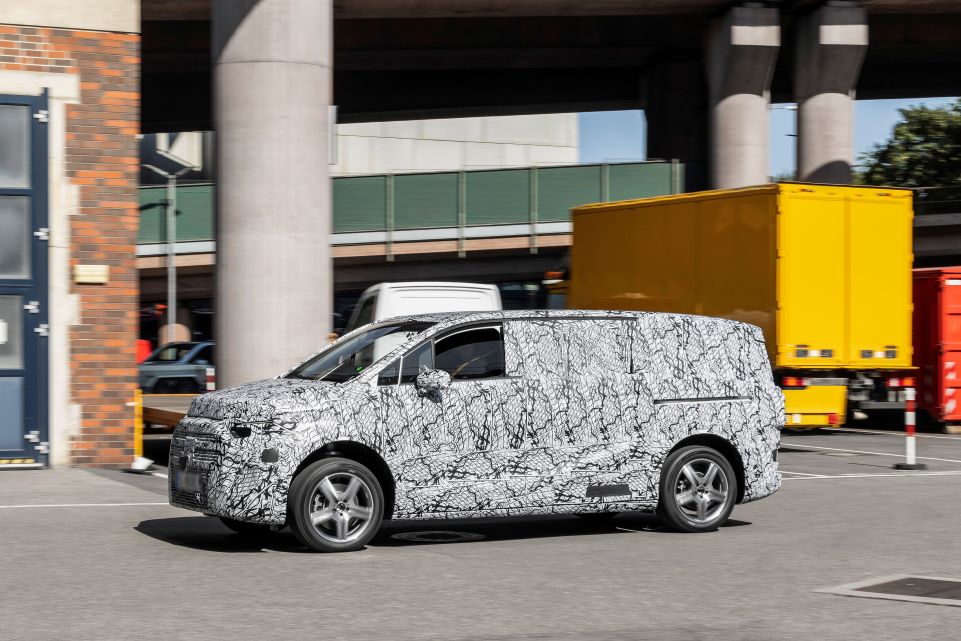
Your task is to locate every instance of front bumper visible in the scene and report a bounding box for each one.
[168,417,291,524]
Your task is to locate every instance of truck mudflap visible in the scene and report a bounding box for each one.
[781,383,848,428]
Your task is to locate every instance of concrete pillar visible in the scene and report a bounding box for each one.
[643,59,710,191]
[706,5,780,189]
[794,1,868,184]
[213,0,332,386]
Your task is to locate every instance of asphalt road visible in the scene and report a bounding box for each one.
[3,427,961,641]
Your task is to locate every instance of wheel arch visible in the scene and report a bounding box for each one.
[669,434,746,504]
[293,440,397,519]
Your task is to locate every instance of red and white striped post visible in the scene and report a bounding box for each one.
[895,387,927,470]
[205,366,216,392]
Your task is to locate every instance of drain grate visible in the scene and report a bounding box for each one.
[390,530,486,544]
[818,575,961,607]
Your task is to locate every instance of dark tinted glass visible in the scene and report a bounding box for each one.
[193,345,212,365]
[378,359,399,386]
[434,326,504,380]
[354,297,375,328]
[399,342,432,384]
[147,343,195,363]
[287,322,432,383]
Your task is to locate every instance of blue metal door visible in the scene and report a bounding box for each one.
[0,92,48,467]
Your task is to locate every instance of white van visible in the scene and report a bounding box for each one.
[344,282,502,333]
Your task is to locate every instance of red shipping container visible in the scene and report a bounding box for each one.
[913,267,961,426]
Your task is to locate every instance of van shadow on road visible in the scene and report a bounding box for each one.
[135,513,752,554]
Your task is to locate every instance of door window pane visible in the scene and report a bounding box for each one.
[399,342,432,384]
[0,196,30,279]
[0,378,24,449]
[435,326,504,380]
[0,295,23,369]
[0,105,30,189]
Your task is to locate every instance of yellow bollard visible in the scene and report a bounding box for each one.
[134,388,143,458]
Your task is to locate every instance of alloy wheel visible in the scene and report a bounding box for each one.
[308,472,375,544]
[673,458,730,524]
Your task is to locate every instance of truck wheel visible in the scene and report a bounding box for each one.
[175,379,199,394]
[288,457,384,553]
[153,379,177,394]
[219,517,273,537]
[657,445,736,533]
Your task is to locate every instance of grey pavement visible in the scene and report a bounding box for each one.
[1,427,960,641]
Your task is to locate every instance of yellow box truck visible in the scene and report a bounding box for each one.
[568,183,914,427]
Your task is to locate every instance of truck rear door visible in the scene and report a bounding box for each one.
[776,187,847,368]
[847,189,913,370]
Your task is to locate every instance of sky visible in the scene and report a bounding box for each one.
[578,97,959,177]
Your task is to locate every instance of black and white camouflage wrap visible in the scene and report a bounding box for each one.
[169,310,783,524]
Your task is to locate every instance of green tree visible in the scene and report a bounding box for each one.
[856,100,961,187]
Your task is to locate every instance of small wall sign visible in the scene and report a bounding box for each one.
[74,264,110,285]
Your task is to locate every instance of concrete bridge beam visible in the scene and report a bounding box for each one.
[706,4,780,189]
[794,1,868,184]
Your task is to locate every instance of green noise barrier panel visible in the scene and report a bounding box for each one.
[394,172,458,229]
[137,162,682,244]
[465,169,530,226]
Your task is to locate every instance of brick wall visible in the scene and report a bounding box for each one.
[0,25,140,467]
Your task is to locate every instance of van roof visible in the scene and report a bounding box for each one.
[371,282,500,291]
[380,309,758,331]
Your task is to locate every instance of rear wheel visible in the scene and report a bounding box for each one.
[175,379,199,394]
[153,379,177,394]
[657,446,736,533]
[288,457,384,552]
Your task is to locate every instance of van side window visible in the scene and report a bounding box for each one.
[564,319,630,376]
[353,297,376,329]
[435,326,504,380]
[399,342,432,384]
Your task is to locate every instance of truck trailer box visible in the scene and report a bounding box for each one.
[569,183,914,426]
[913,267,961,428]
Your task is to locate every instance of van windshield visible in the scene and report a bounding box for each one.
[286,322,434,383]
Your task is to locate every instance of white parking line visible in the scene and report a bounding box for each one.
[778,442,961,464]
[783,471,961,480]
[826,427,961,441]
[0,502,169,510]
[151,472,168,479]
[779,469,822,477]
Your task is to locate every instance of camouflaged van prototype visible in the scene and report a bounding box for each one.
[170,310,783,552]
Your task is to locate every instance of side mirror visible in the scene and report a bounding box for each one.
[415,369,451,396]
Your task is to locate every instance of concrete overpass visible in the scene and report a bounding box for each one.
[137,0,961,386]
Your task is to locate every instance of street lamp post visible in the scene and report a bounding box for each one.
[142,163,194,343]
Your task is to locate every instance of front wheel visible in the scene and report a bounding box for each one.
[288,457,384,552]
[656,446,736,533]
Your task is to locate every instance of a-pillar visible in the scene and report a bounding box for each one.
[213,0,333,387]
[706,5,780,189]
[794,1,868,184]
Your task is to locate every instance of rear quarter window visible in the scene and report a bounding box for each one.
[637,315,751,398]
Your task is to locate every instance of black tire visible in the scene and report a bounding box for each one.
[657,445,736,533]
[219,517,273,537]
[175,379,199,394]
[153,379,177,394]
[288,457,384,553]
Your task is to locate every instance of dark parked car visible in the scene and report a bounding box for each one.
[139,341,214,393]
